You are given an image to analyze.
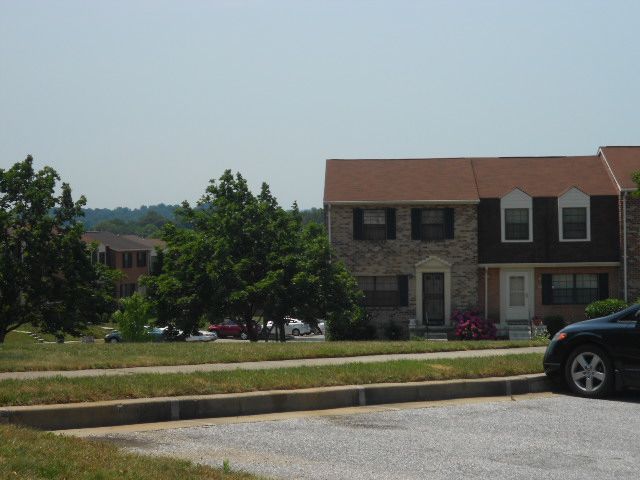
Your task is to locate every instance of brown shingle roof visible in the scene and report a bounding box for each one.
[324,152,620,202]
[471,156,618,198]
[600,146,640,190]
[324,158,479,203]
[82,232,153,251]
[122,235,166,250]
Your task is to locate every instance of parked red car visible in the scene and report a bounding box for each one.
[208,319,260,340]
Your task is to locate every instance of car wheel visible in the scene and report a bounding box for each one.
[564,344,613,398]
[292,328,300,336]
[109,337,119,344]
[240,332,248,340]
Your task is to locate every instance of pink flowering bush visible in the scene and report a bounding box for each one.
[452,309,497,340]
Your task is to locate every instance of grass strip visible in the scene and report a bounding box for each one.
[0,353,544,407]
[0,339,547,372]
[0,424,262,480]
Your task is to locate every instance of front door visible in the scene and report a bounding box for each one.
[423,272,445,325]
[505,271,530,321]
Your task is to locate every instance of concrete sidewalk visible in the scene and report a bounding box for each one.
[0,346,546,381]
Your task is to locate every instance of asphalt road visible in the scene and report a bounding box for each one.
[84,393,640,480]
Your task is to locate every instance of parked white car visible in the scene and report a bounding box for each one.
[266,319,312,336]
[185,330,218,342]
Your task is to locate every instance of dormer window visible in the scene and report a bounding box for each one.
[501,188,532,243]
[504,208,529,240]
[558,187,590,242]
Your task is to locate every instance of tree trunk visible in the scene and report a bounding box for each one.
[278,318,286,343]
[0,327,6,344]
[245,313,258,342]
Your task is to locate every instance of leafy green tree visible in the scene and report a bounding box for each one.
[144,170,363,342]
[0,156,117,343]
[298,207,324,226]
[113,293,152,341]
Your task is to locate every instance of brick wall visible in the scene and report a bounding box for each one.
[624,195,640,302]
[112,250,150,297]
[328,204,478,336]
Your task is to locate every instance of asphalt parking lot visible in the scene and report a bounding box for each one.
[83,392,640,480]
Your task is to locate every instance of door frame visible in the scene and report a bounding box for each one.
[422,272,446,325]
[499,268,534,324]
[415,256,452,326]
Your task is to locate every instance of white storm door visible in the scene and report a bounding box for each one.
[505,272,530,320]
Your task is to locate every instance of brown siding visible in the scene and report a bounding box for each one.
[478,196,620,264]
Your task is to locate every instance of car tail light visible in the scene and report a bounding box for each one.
[556,332,567,341]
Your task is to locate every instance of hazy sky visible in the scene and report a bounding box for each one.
[1,1,639,209]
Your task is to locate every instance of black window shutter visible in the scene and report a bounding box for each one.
[541,274,552,305]
[598,273,609,300]
[353,208,364,240]
[444,208,455,239]
[411,208,422,240]
[386,208,396,240]
[398,275,409,307]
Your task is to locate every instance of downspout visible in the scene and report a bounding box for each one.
[623,192,628,302]
[326,203,332,243]
[484,266,489,320]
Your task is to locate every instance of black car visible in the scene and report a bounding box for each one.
[544,304,640,397]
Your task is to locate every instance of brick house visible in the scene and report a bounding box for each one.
[82,232,165,298]
[324,146,640,338]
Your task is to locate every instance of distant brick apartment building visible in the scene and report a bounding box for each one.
[323,146,640,338]
[82,232,165,298]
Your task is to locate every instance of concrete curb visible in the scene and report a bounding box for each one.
[0,373,552,431]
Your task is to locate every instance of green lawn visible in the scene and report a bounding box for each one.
[0,424,262,480]
[0,338,547,372]
[0,353,544,406]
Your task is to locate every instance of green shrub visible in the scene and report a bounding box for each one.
[543,315,566,339]
[113,293,152,342]
[383,321,403,340]
[585,298,628,319]
[327,311,376,341]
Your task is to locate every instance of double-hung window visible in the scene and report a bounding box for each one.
[136,251,147,268]
[422,209,445,241]
[558,187,590,241]
[362,210,386,241]
[122,252,133,268]
[353,208,396,241]
[561,207,588,240]
[357,275,409,307]
[500,189,532,242]
[358,276,398,306]
[504,208,530,241]
[411,208,454,241]
[544,273,604,305]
